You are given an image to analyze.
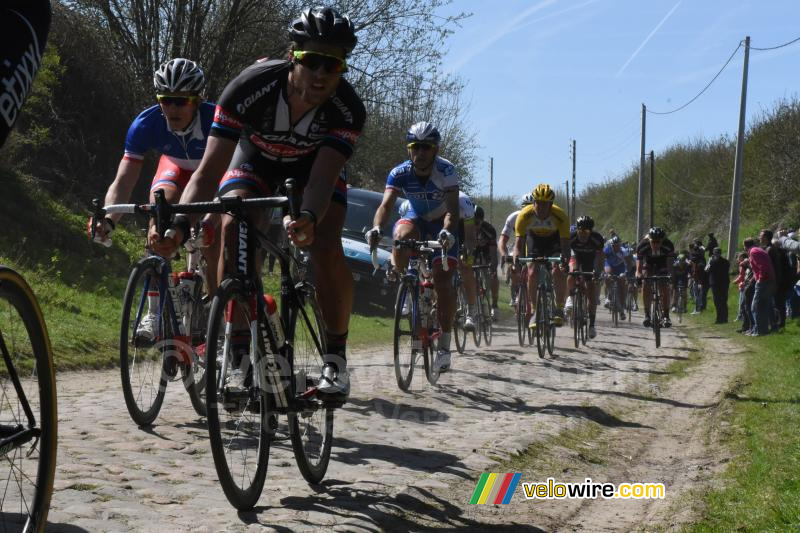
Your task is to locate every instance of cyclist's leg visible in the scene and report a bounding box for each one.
[459,258,477,307]
[392,218,419,273]
[642,274,653,325]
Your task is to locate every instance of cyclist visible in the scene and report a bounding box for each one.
[0,1,52,147]
[602,235,634,320]
[513,184,571,329]
[368,121,459,372]
[398,191,477,331]
[498,194,533,306]
[564,215,604,338]
[671,252,690,313]
[473,206,500,320]
[155,7,365,402]
[93,58,213,342]
[636,226,675,328]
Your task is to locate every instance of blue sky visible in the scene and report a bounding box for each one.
[439,0,800,198]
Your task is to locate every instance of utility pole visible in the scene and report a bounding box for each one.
[649,151,655,228]
[571,139,576,222]
[728,36,750,264]
[565,180,570,220]
[489,157,494,224]
[637,104,646,241]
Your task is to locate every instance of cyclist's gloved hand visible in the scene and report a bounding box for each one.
[89,216,115,247]
[365,226,382,249]
[149,225,180,258]
[438,229,456,250]
[285,210,316,248]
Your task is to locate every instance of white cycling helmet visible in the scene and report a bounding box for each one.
[154,58,205,94]
[406,121,441,145]
[520,193,534,207]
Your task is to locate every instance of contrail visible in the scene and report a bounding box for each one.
[448,0,558,74]
[616,0,682,78]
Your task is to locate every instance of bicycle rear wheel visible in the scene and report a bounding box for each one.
[206,278,269,511]
[0,267,57,533]
[393,281,418,391]
[119,257,168,426]
[288,283,333,484]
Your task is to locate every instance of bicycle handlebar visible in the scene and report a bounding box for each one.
[394,239,450,272]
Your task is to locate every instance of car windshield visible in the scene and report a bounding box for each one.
[344,194,400,247]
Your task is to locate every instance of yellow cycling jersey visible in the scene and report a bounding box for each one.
[514,203,570,239]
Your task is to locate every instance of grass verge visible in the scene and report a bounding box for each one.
[684,288,800,531]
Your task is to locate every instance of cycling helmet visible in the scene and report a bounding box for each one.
[532,184,555,202]
[406,121,441,145]
[649,226,666,240]
[474,206,485,219]
[576,215,594,230]
[288,7,358,54]
[519,193,534,207]
[610,235,621,245]
[153,58,205,94]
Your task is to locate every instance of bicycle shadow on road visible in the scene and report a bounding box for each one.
[42,520,90,532]
[239,481,547,532]
[345,397,450,423]
[331,437,470,479]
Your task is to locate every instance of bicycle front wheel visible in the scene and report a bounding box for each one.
[546,292,556,356]
[516,284,527,347]
[393,281,418,391]
[0,267,57,533]
[652,297,662,349]
[535,288,546,358]
[288,283,333,483]
[453,284,467,354]
[572,291,580,349]
[119,257,168,426]
[184,285,209,417]
[206,278,269,511]
[478,285,492,346]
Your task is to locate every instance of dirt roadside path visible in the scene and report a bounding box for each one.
[45,306,742,532]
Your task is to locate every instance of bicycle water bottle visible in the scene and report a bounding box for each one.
[263,294,285,349]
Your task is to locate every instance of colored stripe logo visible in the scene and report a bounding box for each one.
[470,473,521,505]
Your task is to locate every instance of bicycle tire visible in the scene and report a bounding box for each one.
[652,292,662,348]
[516,283,527,347]
[392,281,417,391]
[580,293,589,345]
[471,290,483,348]
[535,286,546,358]
[119,257,168,426]
[572,290,580,349]
[289,282,333,484]
[453,284,467,354]
[478,285,492,346]
[423,306,440,385]
[546,291,556,357]
[610,281,619,328]
[0,267,58,533]
[185,284,209,417]
[206,277,269,511]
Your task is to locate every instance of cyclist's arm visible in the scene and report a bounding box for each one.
[373,187,399,229]
[103,158,143,224]
[441,188,459,234]
[498,233,510,256]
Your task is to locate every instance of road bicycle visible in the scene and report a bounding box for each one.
[606,273,625,328]
[519,257,562,358]
[92,192,209,425]
[0,266,57,533]
[624,276,637,323]
[642,275,672,348]
[387,239,449,390]
[472,263,493,347]
[568,271,593,348]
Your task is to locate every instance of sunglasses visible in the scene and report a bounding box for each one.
[292,50,348,74]
[407,142,436,151]
[157,94,198,107]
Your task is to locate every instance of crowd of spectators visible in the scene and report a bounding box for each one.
[676,229,800,335]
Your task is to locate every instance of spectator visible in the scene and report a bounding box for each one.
[732,252,748,324]
[707,232,719,253]
[745,237,775,336]
[741,259,755,334]
[761,229,791,331]
[689,242,708,314]
[706,247,730,323]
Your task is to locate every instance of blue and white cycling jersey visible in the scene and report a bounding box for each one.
[398,191,473,220]
[604,243,631,269]
[123,102,215,170]
[386,156,459,222]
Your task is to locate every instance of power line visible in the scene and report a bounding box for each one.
[647,42,742,115]
[656,166,729,199]
[751,35,800,51]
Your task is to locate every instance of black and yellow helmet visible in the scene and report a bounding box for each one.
[532,184,555,202]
